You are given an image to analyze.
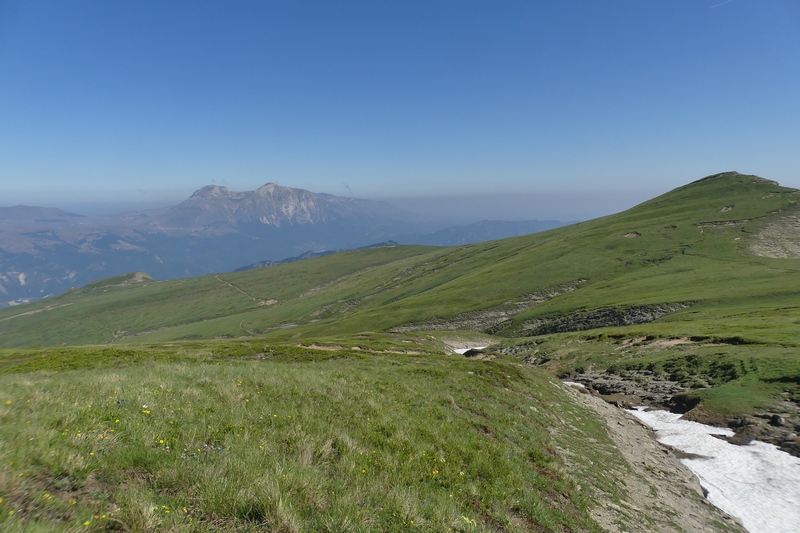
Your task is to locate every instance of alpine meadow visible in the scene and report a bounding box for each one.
[1,171,799,532]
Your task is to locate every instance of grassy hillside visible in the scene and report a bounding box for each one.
[1,173,798,413]
[2,172,798,345]
[0,343,637,532]
[1,171,793,530]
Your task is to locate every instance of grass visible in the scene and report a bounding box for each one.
[2,173,798,347]
[0,346,614,532]
[1,172,797,529]
[0,172,797,422]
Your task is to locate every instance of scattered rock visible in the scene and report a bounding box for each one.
[770,414,786,427]
[716,432,754,446]
[728,416,753,429]
[567,370,688,408]
[668,392,701,414]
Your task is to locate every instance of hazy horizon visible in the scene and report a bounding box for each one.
[2,181,663,223]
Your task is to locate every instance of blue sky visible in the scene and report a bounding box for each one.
[1,0,799,219]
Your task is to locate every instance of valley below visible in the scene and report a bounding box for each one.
[0,183,565,307]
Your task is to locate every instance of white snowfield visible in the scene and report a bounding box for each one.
[453,346,488,354]
[630,408,800,533]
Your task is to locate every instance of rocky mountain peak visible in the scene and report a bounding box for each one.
[149,181,390,231]
[189,185,231,199]
[255,182,280,194]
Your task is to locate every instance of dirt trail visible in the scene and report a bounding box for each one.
[561,384,746,533]
[214,276,277,306]
[0,303,73,322]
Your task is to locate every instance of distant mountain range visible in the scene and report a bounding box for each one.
[0,183,566,306]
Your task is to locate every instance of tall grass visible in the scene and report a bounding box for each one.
[0,351,608,532]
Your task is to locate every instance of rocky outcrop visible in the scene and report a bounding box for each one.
[748,208,800,259]
[501,302,692,337]
[389,280,586,333]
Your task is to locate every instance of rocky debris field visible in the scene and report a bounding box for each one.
[570,370,800,457]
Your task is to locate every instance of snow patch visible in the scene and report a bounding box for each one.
[629,408,800,533]
[453,346,487,354]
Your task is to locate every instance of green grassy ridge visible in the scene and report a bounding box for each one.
[1,172,797,347]
[274,175,799,341]
[294,174,797,327]
[0,246,442,347]
[0,348,617,532]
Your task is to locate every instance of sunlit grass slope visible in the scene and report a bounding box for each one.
[0,171,796,530]
[0,345,623,532]
[0,172,798,419]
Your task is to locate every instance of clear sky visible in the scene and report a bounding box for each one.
[1,0,799,219]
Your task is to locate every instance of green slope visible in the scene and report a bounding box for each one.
[2,171,798,347]
[0,171,796,531]
[3,344,715,532]
[1,172,799,419]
